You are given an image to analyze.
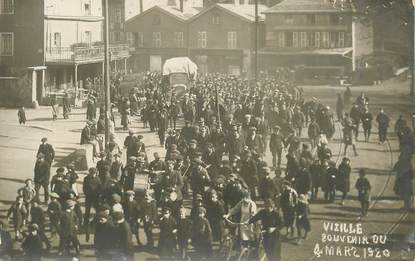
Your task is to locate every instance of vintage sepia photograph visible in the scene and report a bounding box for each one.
[0,0,414,260]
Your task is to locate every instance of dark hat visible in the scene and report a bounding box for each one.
[41,137,47,142]
[264,198,275,208]
[195,194,203,201]
[98,203,111,211]
[57,167,65,173]
[97,211,109,219]
[112,193,122,203]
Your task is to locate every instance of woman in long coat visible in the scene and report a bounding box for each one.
[336,157,351,205]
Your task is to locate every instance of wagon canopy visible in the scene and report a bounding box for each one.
[162,57,198,78]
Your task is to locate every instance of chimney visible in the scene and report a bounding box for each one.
[139,0,143,13]
[180,0,184,12]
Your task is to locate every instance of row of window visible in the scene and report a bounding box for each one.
[0,0,13,14]
[268,31,346,48]
[283,14,344,26]
[127,31,238,49]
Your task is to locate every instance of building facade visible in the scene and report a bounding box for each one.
[125,2,267,78]
[188,3,266,77]
[260,0,354,84]
[0,0,130,107]
[125,4,200,73]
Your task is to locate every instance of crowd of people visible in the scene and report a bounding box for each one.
[5,72,414,261]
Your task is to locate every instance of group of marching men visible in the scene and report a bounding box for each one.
[4,73,407,261]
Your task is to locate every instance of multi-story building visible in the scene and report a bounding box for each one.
[188,3,267,77]
[0,0,130,107]
[125,2,267,77]
[125,3,201,72]
[260,0,354,83]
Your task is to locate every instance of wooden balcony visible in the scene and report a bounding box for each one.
[45,44,130,65]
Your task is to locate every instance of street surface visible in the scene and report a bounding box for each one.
[0,79,414,260]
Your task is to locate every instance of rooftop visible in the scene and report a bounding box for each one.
[264,0,354,14]
[190,3,268,23]
[126,4,202,23]
[217,3,268,21]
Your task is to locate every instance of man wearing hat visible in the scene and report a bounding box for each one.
[122,156,138,191]
[180,120,197,144]
[226,126,245,163]
[34,154,51,204]
[190,158,210,201]
[65,164,79,196]
[83,167,102,236]
[191,206,213,260]
[165,129,179,152]
[336,157,351,205]
[94,210,114,260]
[160,160,184,210]
[247,198,283,261]
[37,137,55,166]
[30,200,51,250]
[110,153,123,181]
[245,126,265,156]
[58,199,81,256]
[47,192,61,240]
[22,224,43,261]
[269,125,285,169]
[158,208,177,259]
[259,167,280,202]
[50,167,71,202]
[112,211,134,260]
[80,121,99,157]
[240,150,259,200]
[123,130,138,159]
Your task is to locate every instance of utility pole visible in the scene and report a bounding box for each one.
[103,0,111,149]
[254,0,259,84]
[411,0,415,96]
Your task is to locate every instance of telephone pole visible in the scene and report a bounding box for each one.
[254,0,259,83]
[103,0,111,148]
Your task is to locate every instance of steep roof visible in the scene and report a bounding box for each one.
[190,3,267,23]
[264,0,354,14]
[126,4,201,24]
